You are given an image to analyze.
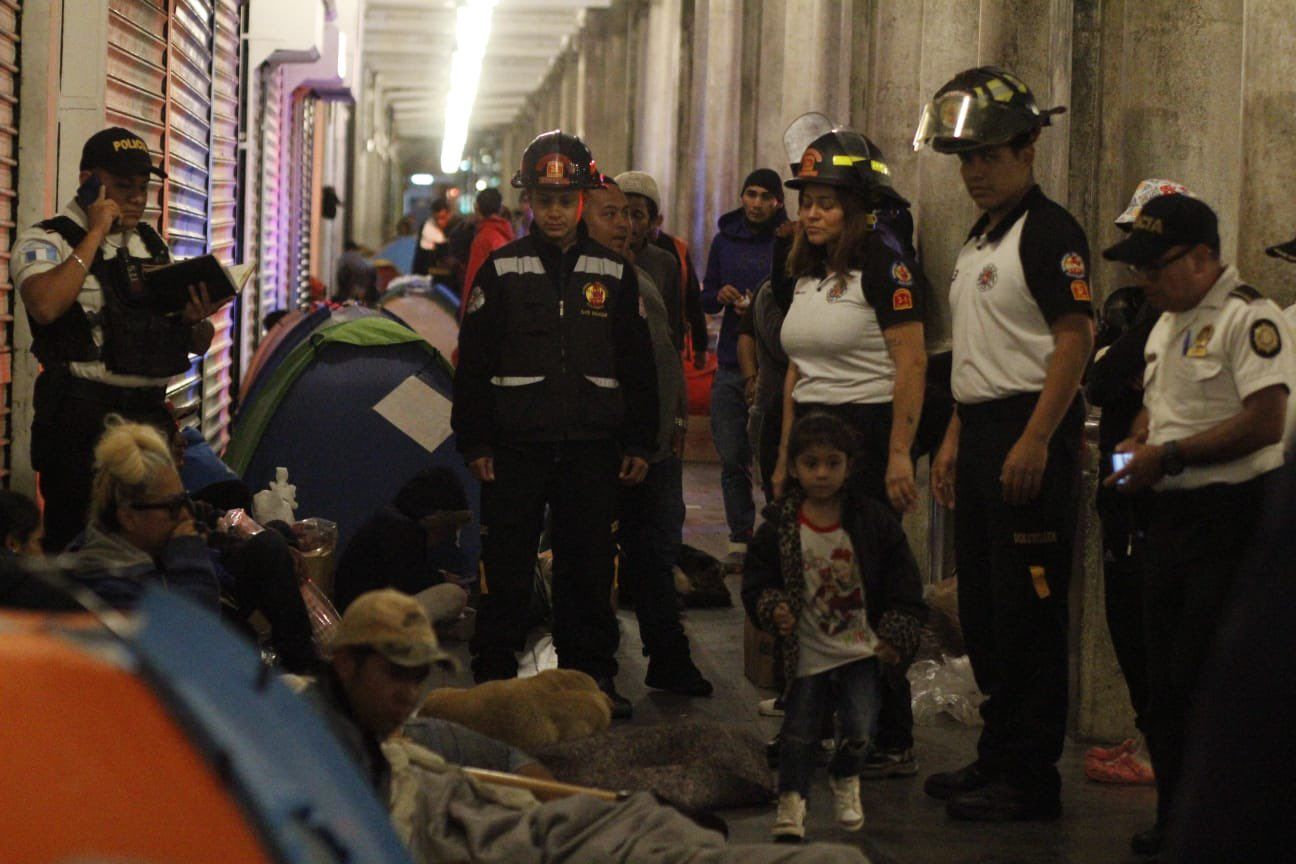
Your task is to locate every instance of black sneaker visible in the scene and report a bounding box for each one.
[597,677,633,720]
[861,746,919,778]
[645,655,714,697]
[945,781,1062,822]
[924,761,992,800]
[1130,825,1164,856]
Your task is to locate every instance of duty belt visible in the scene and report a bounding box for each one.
[61,374,166,409]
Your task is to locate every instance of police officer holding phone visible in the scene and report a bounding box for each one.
[1102,193,1296,857]
[15,128,228,551]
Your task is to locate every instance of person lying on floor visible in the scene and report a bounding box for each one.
[302,588,866,864]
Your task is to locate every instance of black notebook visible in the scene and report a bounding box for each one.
[140,255,256,316]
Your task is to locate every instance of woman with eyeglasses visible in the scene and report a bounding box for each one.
[58,415,220,610]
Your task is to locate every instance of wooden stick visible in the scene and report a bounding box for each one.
[461,767,626,802]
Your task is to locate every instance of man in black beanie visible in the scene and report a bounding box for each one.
[700,168,787,566]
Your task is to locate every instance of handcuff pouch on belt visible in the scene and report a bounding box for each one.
[28,216,192,377]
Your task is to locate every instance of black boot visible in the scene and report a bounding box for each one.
[597,677,633,720]
[945,781,1062,822]
[645,653,714,697]
[924,761,992,800]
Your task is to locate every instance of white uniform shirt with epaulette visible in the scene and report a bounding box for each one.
[12,202,171,388]
[1142,265,1296,491]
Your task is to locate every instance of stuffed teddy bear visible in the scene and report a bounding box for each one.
[419,668,612,753]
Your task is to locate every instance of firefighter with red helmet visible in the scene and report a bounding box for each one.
[451,131,657,718]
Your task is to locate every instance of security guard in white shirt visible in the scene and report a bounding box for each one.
[915,67,1094,822]
[1103,193,1296,858]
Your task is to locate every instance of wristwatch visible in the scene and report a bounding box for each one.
[1160,440,1185,476]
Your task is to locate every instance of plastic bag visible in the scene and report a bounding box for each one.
[217,508,264,538]
[299,572,340,651]
[908,654,985,726]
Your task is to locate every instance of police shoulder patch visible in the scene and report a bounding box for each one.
[1250,319,1281,358]
[19,239,61,266]
[1229,284,1262,303]
[892,287,914,311]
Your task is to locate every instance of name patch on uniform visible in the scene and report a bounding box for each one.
[466,285,486,314]
[1070,279,1091,301]
[1186,325,1213,358]
[893,287,914,311]
[976,264,998,292]
[584,281,608,310]
[1251,319,1282,358]
[22,241,61,265]
[891,261,913,286]
[1060,252,1086,278]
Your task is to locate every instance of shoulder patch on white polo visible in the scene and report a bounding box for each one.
[1250,319,1281,358]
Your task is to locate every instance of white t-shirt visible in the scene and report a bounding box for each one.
[795,509,878,677]
[1143,266,1296,490]
[13,203,172,387]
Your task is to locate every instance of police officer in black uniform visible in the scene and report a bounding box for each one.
[451,131,657,717]
[15,128,226,551]
[915,68,1094,821]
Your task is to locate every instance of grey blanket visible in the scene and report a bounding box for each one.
[387,738,867,864]
[536,721,776,812]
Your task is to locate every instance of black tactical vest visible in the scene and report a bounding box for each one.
[29,217,192,378]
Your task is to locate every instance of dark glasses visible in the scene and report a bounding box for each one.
[1126,245,1193,279]
[129,492,193,519]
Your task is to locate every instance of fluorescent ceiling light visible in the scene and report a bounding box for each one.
[440,0,497,174]
[410,173,435,186]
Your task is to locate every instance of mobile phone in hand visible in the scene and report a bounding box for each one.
[1110,452,1132,485]
[75,175,102,210]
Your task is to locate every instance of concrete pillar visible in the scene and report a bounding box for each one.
[1065,0,1109,298]
[751,0,786,179]
[976,0,1074,201]
[737,0,762,174]
[913,0,981,354]
[861,0,925,222]
[688,0,743,257]
[561,50,580,131]
[1120,1,1244,262]
[634,0,683,223]
[1238,0,1296,306]
[778,0,852,140]
[598,3,632,176]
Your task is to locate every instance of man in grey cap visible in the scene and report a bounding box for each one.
[618,170,709,362]
[301,587,459,796]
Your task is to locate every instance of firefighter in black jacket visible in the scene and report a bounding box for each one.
[452,131,657,718]
[15,128,227,551]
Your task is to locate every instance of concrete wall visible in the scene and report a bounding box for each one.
[483,0,1296,740]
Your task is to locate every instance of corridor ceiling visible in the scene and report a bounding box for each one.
[363,0,612,173]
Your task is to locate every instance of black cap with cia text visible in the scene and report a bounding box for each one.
[79,127,167,179]
[1101,193,1219,266]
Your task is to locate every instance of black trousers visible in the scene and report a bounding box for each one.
[33,369,170,552]
[794,400,914,751]
[618,455,689,662]
[223,528,318,673]
[472,440,621,682]
[1096,478,1150,730]
[955,394,1082,799]
[1142,473,1269,829]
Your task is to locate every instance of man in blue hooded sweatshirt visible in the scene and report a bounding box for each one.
[701,168,787,563]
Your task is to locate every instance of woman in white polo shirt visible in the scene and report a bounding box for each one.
[772,129,928,517]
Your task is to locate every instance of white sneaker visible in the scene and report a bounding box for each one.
[828,774,864,831]
[758,697,785,717]
[772,790,806,841]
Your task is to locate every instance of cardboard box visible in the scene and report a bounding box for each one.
[744,617,779,689]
